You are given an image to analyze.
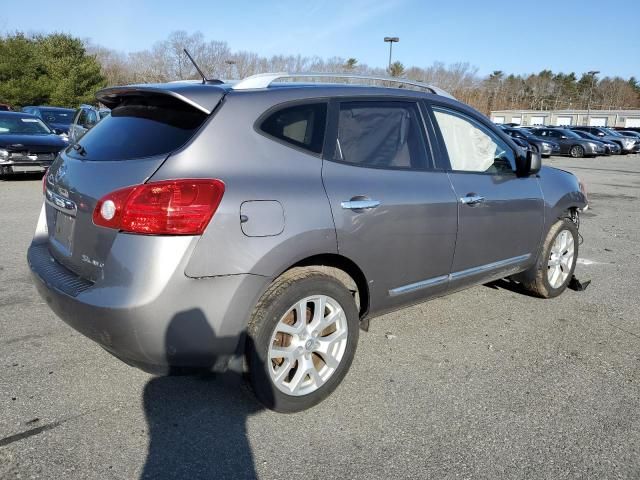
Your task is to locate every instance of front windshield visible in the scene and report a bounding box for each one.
[41,110,73,125]
[508,128,531,138]
[603,128,621,136]
[0,116,52,135]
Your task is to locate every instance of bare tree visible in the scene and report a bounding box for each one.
[85,30,640,114]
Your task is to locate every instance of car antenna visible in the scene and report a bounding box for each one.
[183,49,223,85]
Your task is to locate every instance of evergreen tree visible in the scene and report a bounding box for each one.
[0,33,105,108]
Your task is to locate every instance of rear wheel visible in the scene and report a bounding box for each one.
[246,268,359,412]
[570,145,585,158]
[522,219,578,298]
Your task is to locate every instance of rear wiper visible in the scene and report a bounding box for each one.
[72,143,87,156]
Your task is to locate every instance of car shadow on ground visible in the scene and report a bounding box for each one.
[483,278,540,298]
[141,374,262,480]
[140,309,270,480]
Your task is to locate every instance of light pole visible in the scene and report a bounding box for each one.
[586,70,599,126]
[225,60,237,80]
[384,37,399,72]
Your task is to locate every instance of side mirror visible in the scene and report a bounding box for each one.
[560,135,568,139]
[526,149,542,175]
[516,149,542,177]
[597,132,604,136]
[52,128,63,135]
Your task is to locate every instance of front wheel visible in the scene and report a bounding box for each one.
[521,219,578,298]
[246,268,359,412]
[570,145,585,158]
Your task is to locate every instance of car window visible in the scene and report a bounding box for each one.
[0,115,51,134]
[68,95,208,161]
[42,110,73,124]
[77,109,88,127]
[86,110,98,127]
[260,103,327,154]
[433,107,514,174]
[334,101,429,170]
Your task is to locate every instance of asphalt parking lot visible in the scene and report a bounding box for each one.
[1,155,639,480]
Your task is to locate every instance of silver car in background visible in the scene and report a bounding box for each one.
[68,104,110,143]
[28,74,587,412]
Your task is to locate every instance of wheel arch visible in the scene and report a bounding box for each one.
[275,253,370,320]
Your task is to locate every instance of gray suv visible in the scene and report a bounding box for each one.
[28,74,587,412]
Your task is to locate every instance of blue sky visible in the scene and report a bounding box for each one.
[1,0,638,78]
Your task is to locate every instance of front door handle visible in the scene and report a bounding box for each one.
[341,199,381,210]
[460,194,485,205]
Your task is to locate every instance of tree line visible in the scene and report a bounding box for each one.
[0,33,104,108]
[2,31,639,114]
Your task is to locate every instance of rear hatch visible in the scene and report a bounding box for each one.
[44,85,224,281]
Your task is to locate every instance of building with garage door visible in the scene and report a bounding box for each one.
[489,109,640,128]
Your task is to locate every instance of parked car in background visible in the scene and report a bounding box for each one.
[0,111,67,176]
[617,130,640,140]
[503,127,561,157]
[0,104,12,111]
[571,126,639,154]
[530,127,602,158]
[571,129,620,155]
[68,104,110,143]
[21,106,75,135]
[29,74,588,412]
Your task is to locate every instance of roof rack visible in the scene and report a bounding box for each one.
[231,72,456,99]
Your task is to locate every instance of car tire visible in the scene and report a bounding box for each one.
[570,145,585,158]
[246,267,359,413]
[521,218,578,298]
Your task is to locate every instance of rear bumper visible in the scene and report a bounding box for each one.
[28,233,270,374]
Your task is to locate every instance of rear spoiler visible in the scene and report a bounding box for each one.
[96,83,227,115]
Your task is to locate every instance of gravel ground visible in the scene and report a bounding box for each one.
[1,155,639,479]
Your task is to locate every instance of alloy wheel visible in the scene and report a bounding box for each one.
[547,229,575,289]
[268,295,348,396]
[570,146,584,158]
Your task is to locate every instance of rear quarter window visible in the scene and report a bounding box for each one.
[68,96,207,161]
[259,103,327,154]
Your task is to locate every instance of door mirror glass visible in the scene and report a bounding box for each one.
[525,149,542,175]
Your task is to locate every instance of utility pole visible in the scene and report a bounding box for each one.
[586,70,600,126]
[225,60,237,80]
[384,37,399,72]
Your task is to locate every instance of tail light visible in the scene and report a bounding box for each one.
[93,179,225,235]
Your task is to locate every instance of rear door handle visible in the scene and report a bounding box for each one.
[460,194,485,205]
[341,199,381,210]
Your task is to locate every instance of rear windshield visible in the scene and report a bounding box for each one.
[41,109,74,125]
[67,95,207,161]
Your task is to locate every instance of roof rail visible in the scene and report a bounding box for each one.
[231,72,456,99]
